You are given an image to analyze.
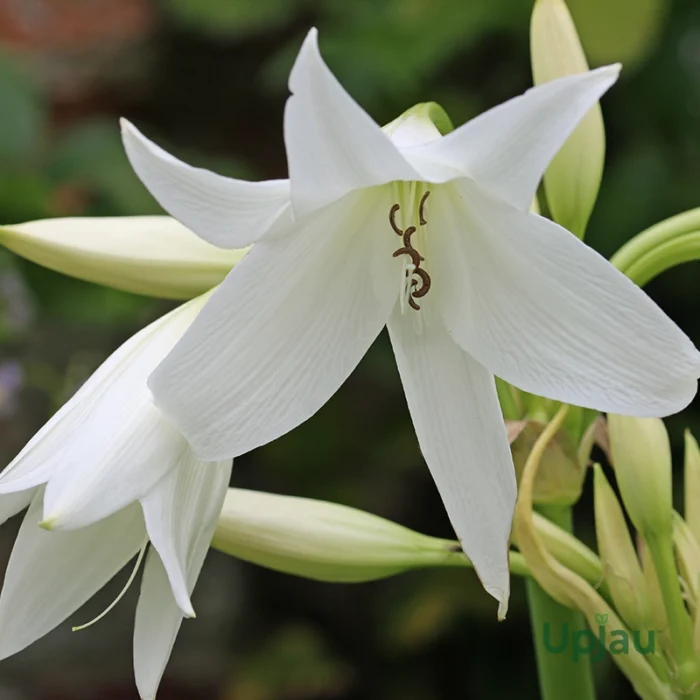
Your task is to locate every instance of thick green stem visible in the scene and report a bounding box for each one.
[526,505,597,700]
[610,209,700,285]
[646,533,700,697]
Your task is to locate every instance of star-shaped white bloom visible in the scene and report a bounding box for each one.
[121,29,700,616]
[0,295,231,700]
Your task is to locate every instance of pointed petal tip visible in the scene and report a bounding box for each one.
[38,517,56,531]
[178,594,196,619]
[290,27,321,92]
[483,584,510,621]
[497,598,509,622]
[596,62,622,78]
[120,117,138,141]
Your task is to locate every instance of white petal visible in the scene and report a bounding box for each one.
[406,66,620,209]
[0,493,144,660]
[11,298,206,528]
[0,488,35,526]
[121,119,290,249]
[42,402,189,530]
[141,453,232,616]
[387,307,515,617]
[0,217,246,299]
[431,180,700,415]
[150,188,399,460]
[133,535,214,698]
[284,29,419,215]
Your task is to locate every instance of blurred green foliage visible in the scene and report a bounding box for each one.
[0,0,698,698]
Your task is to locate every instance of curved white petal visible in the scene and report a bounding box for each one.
[0,488,35,526]
[150,188,399,460]
[42,403,189,530]
[0,494,144,660]
[121,120,290,249]
[431,180,700,415]
[141,453,232,616]
[284,29,419,216]
[0,217,245,299]
[133,537,214,698]
[407,66,620,209]
[387,307,515,617]
[5,297,206,527]
[0,308,183,495]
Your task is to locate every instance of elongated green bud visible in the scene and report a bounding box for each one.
[685,430,700,543]
[531,0,606,239]
[673,512,700,612]
[593,465,651,629]
[0,217,244,299]
[607,415,673,539]
[212,488,481,583]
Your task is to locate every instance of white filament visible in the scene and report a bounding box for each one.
[72,537,149,632]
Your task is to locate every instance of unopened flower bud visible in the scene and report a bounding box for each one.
[638,539,670,642]
[607,415,673,539]
[212,488,473,583]
[685,430,700,543]
[593,465,651,629]
[530,0,606,239]
[673,513,700,613]
[531,511,603,586]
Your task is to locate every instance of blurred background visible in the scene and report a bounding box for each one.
[0,0,698,698]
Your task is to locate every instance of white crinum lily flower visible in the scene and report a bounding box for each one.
[121,29,700,616]
[0,293,231,700]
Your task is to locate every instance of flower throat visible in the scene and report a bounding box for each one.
[390,190,432,311]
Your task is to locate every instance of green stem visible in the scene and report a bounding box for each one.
[646,533,700,697]
[610,208,700,285]
[526,505,597,700]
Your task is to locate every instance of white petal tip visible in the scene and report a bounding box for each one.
[119,117,135,135]
[38,517,56,531]
[290,27,321,91]
[483,584,509,621]
[171,585,196,618]
[497,598,509,622]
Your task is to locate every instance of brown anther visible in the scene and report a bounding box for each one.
[390,193,432,312]
[411,268,431,298]
[402,225,417,248]
[419,190,431,225]
[389,204,403,236]
[392,246,423,268]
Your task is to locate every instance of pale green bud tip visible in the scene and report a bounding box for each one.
[530,0,606,239]
[607,414,673,538]
[382,102,454,148]
[593,464,651,629]
[685,430,700,543]
[211,489,468,584]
